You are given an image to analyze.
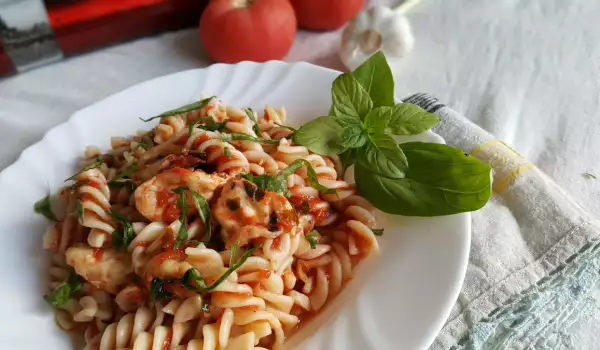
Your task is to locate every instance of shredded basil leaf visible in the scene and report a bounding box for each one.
[182,242,263,293]
[223,147,232,159]
[44,270,83,308]
[172,187,189,248]
[108,209,135,251]
[113,162,139,181]
[77,201,84,223]
[583,173,597,180]
[150,277,180,300]
[274,122,297,132]
[305,231,320,249]
[221,133,280,145]
[188,117,228,136]
[140,96,215,122]
[279,159,337,195]
[108,178,137,191]
[189,190,212,244]
[34,194,57,221]
[65,157,104,182]
[245,108,262,135]
[371,228,384,236]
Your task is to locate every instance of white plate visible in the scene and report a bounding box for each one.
[0,61,469,350]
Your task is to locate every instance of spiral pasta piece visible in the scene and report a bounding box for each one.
[76,169,115,248]
[185,130,249,175]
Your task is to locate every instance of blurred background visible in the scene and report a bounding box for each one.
[1,0,600,220]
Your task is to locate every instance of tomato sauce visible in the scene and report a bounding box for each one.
[92,248,104,261]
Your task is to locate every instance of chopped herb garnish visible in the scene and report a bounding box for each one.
[132,137,153,152]
[371,228,384,236]
[65,157,104,182]
[268,212,279,232]
[172,187,189,248]
[108,178,137,191]
[113,162,139,181]
[140,96,215,122]
[241,173,289,196]
[226,198,241,211]
[182,241,263,293]
[305,231,320,249]
[223,147,232,159]
[77,201,84,223]
[44,270,83,308]
[189,190,212,244]
[34,194,57,221]
[583,173,597,180]
[278,159,337,195]
[221,133,281,145]
[149,277,180,300]
[108,209,135,251]
[244,108,262,135]
[188,117,228,136]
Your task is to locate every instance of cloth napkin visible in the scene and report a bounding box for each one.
[403,93,600,349]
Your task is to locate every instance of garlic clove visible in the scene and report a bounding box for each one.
[340,5,415,72]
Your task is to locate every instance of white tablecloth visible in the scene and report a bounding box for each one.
[2,0,600,347]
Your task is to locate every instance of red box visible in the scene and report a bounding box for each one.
[0,0,207,76]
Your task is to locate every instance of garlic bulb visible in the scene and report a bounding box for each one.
[340,5,415,71]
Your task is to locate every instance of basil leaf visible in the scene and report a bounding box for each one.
[340,122,367,149]
[388,103,440,135]
[245,108,262,135]
[113,163,139,181]
[221,133,280,145]
[34,194,57,221]
[292,116,345,156]
[188,117,228,136]
[339,149,357,179]
[399,142,492,192]
[274,122,296,132]
[363,106,393,135]
[65,157,104,182]
[183,242,263,293]
[351,51,395,107]
[77,201,84,223]
[357,133,407,179]
[330,73,373,121]
[305,231,320,249]
[108,178,137,191]
[140,96,215,122]
[279,159,337,195]
[108,209,135,251]
[190,191,212,243]
[172,187,189,248]
[371,228,384,236]
[150,278,180,300]
[44,270,83,308]
[242,173,289,197]
[354,144,492,216]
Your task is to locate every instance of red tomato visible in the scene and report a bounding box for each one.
[290,0,365,31]
[200,0,297,63]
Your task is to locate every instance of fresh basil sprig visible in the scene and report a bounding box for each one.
[182,241,263,293]
[108,209,135,251]
[140,96,215,122]
[34,194,57,221]
[172,186,212,246]
[44,270,83,308]
[291,51,491,216]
